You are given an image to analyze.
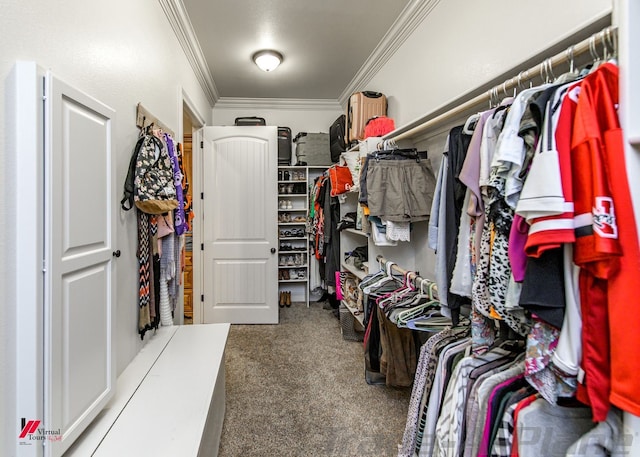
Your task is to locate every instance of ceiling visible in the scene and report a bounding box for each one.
[181,0,410,100]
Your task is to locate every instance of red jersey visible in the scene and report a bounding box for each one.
[571,63,640,420]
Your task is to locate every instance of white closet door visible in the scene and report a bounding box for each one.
[200,126,279,324]
[43,73,116,456]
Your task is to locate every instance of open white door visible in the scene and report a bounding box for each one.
[43,73,116,456]
[200,126,279,324]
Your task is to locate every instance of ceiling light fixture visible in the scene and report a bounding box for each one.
[252,50,283,72]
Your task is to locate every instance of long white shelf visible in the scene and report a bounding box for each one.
[341,260,368,281]
[343,228,369,237]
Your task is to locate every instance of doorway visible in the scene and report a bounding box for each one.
[181,96,204,324]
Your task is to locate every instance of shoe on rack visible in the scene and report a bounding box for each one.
[282,269,290,280]
[285,291,292,307]
[279,200,286,210]
[289,269,298,279]
[287,200,293,209]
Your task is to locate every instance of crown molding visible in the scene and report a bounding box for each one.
[214,98,343,111]
[338,0,442,106]
[159,0,219,106]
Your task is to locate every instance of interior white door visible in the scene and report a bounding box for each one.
[201,126,279,324]
[43,73,116,456]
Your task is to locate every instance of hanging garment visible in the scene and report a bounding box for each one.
[565,408,625,457]
[164,133,187,236]
[515,399,593,457]
[399,327,465,457]
[418,337,472,457]
[366,153,436,222]
[137,210,152,338]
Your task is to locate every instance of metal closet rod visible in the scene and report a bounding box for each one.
[388,25,618,143]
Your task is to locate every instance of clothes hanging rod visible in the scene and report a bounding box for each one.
[375,254,438,297]
[386,25,617,143]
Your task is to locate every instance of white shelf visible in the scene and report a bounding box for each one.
[278,221,307,225]
[279,236,307,240]
[344,228,369,237]
[278,193,307,197]
[341,260,368,281]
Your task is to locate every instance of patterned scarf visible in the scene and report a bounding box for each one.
[137,210,152,338]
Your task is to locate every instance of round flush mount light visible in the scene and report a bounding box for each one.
[252,50,283,72]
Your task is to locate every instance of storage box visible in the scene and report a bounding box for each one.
[339,303,364,342]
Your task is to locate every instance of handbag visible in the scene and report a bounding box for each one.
[328,164,353,196]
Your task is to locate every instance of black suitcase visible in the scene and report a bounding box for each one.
[278,127,292,165]
[234,116,266,126]
[329,114,346,163]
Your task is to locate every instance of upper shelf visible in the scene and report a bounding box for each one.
[343,228,369,238]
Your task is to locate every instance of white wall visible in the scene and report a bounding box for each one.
[0,0,211,453]
[357,0,611,278]
[212,99,343,138]
[362,0,612,128]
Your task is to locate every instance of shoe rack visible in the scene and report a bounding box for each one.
[278,166,309,307]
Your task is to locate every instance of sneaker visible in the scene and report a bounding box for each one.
[289,269,298,279]
[287,200,293,209]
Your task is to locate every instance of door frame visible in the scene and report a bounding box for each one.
[8,61,46,457]
[179,87,206,324]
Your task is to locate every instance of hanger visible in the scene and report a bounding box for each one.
[377,272,417,311]
[462,112,481,134]
[373,147,420,162]
[362,261,401,295]
[588,34,604,72]
[554,46,580,84]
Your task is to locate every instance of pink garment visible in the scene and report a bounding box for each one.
[508,215,529,282]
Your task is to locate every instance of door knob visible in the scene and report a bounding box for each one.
[112,250,121,258]
[271,248,276,254]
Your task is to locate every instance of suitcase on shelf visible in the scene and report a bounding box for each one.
[278,127,292,165]
[234,116,266,126]
[294,132,330,166]
[329,114,346,163]
[346,91,387,146]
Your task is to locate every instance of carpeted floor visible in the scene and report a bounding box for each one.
[217,302,412,457]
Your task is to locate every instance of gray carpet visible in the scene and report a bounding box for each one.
[217,302,412,457]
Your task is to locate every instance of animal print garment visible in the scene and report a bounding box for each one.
[473,171,531,337]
